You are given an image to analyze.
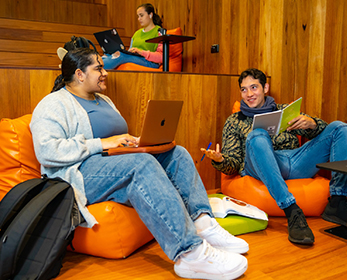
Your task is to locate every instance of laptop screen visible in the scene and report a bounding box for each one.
[94,28,125,54]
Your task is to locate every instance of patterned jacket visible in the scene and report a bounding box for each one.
[212,104,328,175]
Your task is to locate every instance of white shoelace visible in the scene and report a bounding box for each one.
[213,221,237,241]
[202,241,229,264]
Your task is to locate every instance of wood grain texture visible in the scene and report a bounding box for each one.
[1,0,347,184]
[108,0,347,123]
[0,69,31,118]
[321,0,344,122]
[56,217,347,279]
[1,0,347,124]
[0,17,128,68]
[0,0,107,26]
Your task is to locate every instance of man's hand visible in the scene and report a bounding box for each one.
[200,143,224,162]
[287,115,316,131]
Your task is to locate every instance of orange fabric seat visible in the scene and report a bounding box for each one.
[0,115,153,259]
[116,27,183,72]
[221,174,330,216]
[220,101,330,216]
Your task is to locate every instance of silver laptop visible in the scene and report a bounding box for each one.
[137,100,183,146]
[102,100,183,155]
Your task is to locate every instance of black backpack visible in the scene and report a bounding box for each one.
[0,175,82,280]
[63,35,97,52]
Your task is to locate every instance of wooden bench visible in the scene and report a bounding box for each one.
[0,18,130,68]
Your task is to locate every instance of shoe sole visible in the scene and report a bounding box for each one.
[174,259,248,280]
[322,212,347,227]
[288,235,314,245]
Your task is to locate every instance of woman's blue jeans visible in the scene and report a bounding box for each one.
[241,121,347,209]
[79,146,212,261]
[102,52,160,70]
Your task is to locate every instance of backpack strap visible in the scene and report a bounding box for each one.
[63,35,97,52]
[87,39,97,52]
[0,178,72,279]
[0,176,59,231]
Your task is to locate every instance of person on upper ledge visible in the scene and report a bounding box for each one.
[102,3,163,70]
[201,68,347,245]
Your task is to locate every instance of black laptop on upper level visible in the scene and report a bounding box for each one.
[94,28,142,57]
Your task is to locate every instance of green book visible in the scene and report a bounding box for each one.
[278,97,302,134]
[252,97,302,135]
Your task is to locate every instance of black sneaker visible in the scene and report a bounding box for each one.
[287,209,315,245]
[322,197,347,226]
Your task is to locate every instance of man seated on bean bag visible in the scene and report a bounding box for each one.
[201,68,347,245]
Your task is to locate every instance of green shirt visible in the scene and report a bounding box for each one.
[131,25,160,52]
[212,103,328,175]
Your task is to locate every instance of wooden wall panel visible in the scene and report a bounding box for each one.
[1,0,346,124]
[30,70,61,110]
[304,0,326,119]
[0,0,107,26]
[0,69,31,119]
[0,18,128,68]
[321,0,345,122]
[107,0,347,124]
[268,0,284,103]
[338,1,347,123]
[0,0,346,173]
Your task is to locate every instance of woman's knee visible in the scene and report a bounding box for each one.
[135,152,158,165]
[173,145,188,155]
[102,52,124,70]
[102,55,117,70]
[172,145,194,162]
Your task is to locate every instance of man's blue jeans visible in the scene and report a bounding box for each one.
[102,52,160,70]
[79,146,212,261]
[241,121,347,209]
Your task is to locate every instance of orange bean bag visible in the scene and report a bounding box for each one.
[221,174,330,216]
[116,27,183,72]
[0,115,153,259]
[220,101,330,216]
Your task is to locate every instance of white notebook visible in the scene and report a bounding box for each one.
[252,97,302,135]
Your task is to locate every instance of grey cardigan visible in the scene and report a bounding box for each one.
[30,88,120,227]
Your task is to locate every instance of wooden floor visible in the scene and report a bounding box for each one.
[57,217,347,280]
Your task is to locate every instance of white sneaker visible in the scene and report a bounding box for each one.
[198,218,249,254]
[174,239,248,280]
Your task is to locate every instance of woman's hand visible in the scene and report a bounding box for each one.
[200,143,224,163]
[128,47,143,55]
[287,115,317,131]
[101,134,139,150]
